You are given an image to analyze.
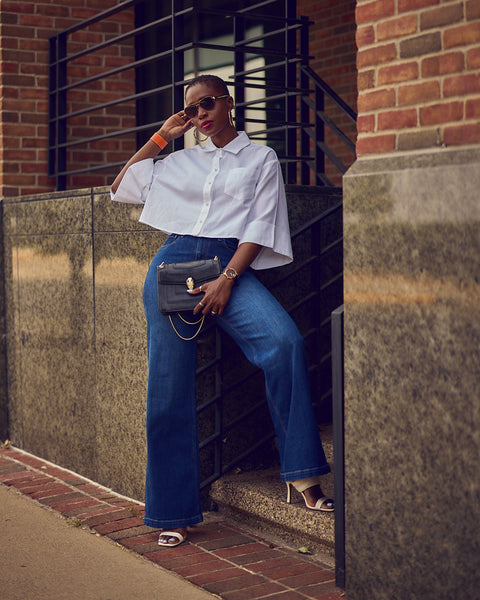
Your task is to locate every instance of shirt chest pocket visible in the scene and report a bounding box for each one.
[224,168,255,200]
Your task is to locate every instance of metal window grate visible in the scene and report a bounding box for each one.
[48,0,356,190]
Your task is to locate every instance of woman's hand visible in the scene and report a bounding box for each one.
[190,276,235,317]
[159,111,193,143]
[189,243,262,316]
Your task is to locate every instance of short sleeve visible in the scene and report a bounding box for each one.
[110,158,155,204]
[239,156,293,270]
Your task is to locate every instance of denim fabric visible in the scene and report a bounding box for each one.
[142,235,330,529]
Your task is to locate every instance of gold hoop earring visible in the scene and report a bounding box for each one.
[193,128,208,143]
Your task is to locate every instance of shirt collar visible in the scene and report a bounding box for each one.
[203,131,250,154]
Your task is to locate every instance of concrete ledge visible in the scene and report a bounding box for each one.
[210,467,335,556]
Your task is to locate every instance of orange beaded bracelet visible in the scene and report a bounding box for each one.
[150,132,168,149]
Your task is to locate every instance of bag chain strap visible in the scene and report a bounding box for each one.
[168,313,205,340]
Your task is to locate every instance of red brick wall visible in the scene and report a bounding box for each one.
[356,0,480,155]
[0,0,134,197]
[65,10,136,189]
[0,0,357,195]
[298,0,358,186]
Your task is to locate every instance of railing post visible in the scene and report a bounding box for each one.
[172,0,185,152]
[233,12,245,132]
[315,74,326,185]
[285,0,297,184]
[49,33,67,191]
[213,326,223,483]
[48,36,57,181]
[58,33,67,191]
[299,18,310,185]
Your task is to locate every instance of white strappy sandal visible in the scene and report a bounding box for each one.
[158,530,186,547]
[286,480,334,512]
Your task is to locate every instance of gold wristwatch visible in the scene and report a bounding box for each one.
[222,267,239,281]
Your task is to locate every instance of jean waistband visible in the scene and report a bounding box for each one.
[169,234,238,243]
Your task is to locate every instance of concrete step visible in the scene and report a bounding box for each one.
[209,426,335,558]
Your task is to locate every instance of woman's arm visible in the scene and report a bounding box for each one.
[192,242,262,316]
[111,111,193,193]
[222,242,262,279]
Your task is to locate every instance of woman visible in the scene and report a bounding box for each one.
[111,74,333,548]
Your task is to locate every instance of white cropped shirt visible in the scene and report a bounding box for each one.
[111,131,293,270]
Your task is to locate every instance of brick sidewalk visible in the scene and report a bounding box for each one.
[0,446,345,600]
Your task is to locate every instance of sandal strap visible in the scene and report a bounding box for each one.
[314,496,334,510]
[288,477,322,493]
[158,530,186,545]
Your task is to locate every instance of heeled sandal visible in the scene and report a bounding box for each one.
[286,482,334,512]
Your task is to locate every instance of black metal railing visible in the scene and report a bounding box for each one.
[48,0,356,190]
[300,65,357,186]
[197,194,343,490]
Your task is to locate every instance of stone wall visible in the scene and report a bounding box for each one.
[1,185,339,501]
[2,188,161,499]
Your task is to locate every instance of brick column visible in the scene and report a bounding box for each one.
[356,0,480,154]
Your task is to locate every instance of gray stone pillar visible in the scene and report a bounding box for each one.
[343,146,480,599]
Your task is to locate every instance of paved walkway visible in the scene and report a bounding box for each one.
[0,445,345,600]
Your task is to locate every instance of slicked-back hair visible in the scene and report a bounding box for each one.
[185,74,230,98]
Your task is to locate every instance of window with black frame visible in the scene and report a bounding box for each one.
[133,0,293,157]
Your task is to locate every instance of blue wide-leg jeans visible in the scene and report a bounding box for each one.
[142,235,330,529]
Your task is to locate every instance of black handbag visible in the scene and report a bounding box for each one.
[157,256,222,339]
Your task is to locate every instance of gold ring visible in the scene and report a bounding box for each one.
[199,301,205,307]
[211,311,217,315]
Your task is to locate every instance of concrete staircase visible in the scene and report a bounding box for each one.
[209,424,335,559]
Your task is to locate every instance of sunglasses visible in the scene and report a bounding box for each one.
[184,94,229,119]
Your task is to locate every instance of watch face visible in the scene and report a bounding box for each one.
[225,268,237,279]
